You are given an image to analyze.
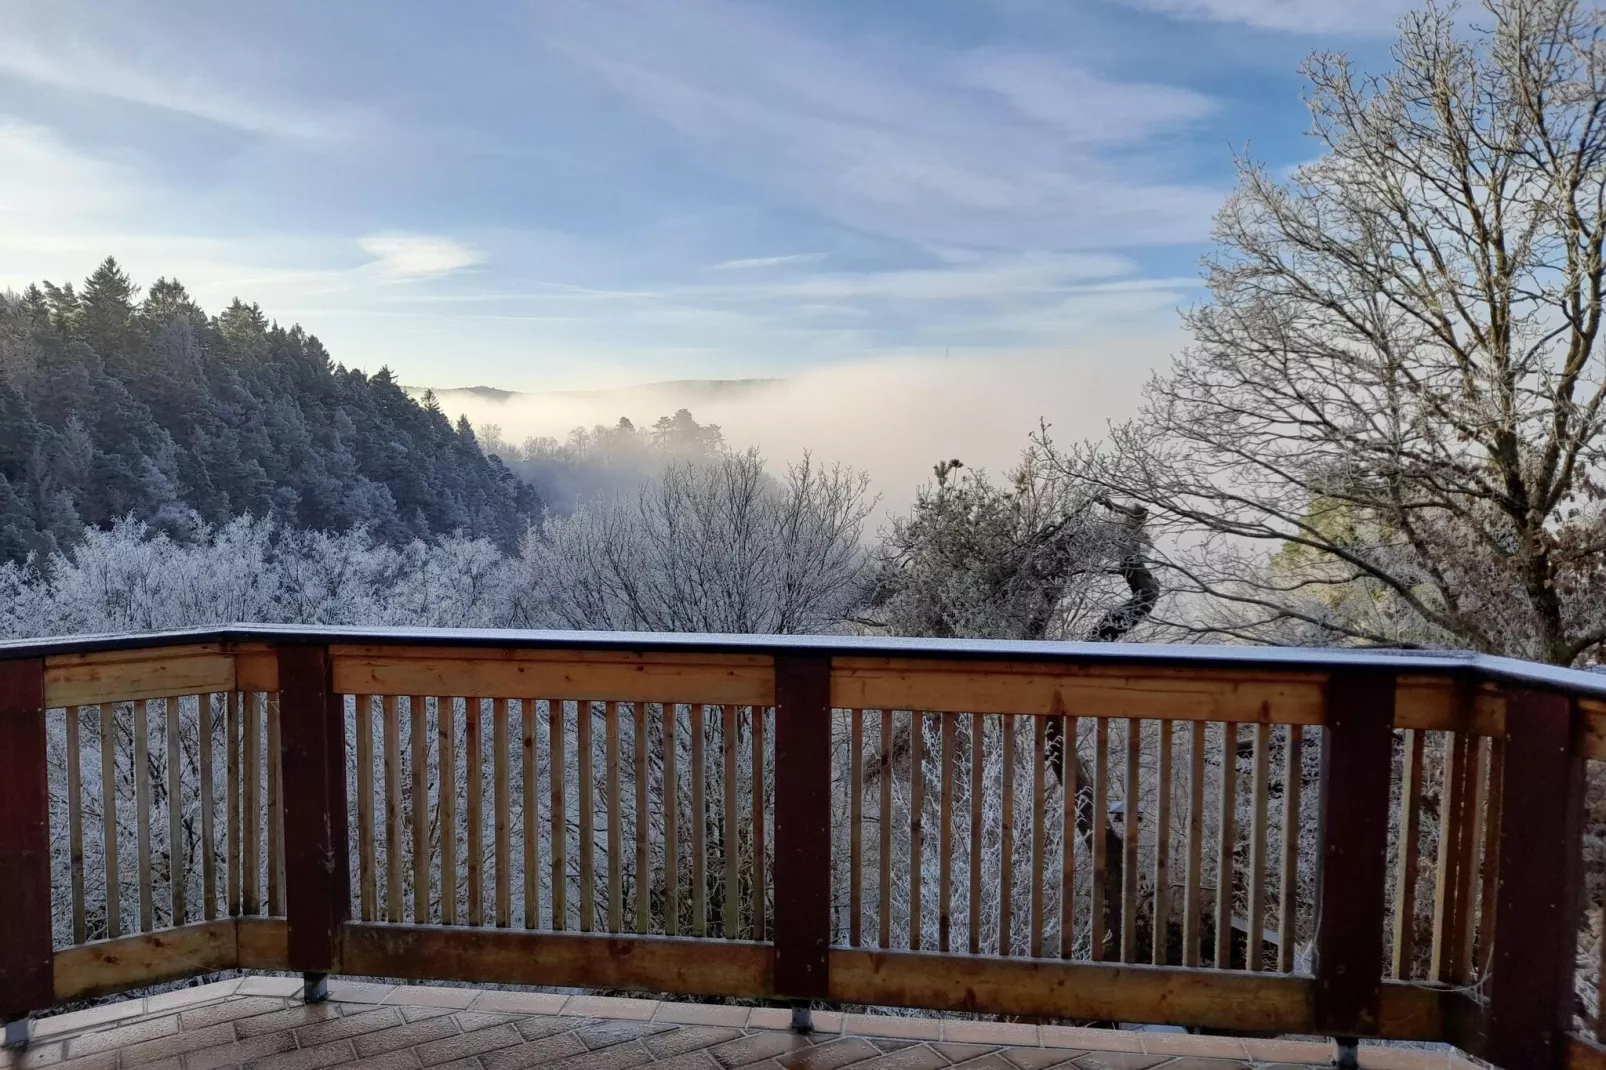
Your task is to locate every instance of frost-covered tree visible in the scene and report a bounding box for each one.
[869,449,1157,644]
[1084,0,1606,667]
[522,449,873,634]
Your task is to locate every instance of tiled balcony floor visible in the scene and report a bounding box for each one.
[2,979,1462,1070]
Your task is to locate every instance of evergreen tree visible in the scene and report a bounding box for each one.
[0,262,540,564]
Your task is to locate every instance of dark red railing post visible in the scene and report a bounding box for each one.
[1484,689,1583,1070]
[277,644,350,1002]
[0,656,49,1048]
[1312,668,1396,1052]
[772,653,832,1027]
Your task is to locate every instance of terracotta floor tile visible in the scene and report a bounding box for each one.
[1039,1029,1144,1055]
[180,1029,296,1070]
[710,1032,814,1068]
[350,1017,462,1059]
[177,1000,290,1034]
[775,1037,880,1070]
[1067,1053,1166,1070]
[1001,1048,1080,1070]
[232,1005,341,1040]
[479,1033,589,1070]
[1139,1035,1246,1059]
[837,1018,939,1043]
[1240,1039,1331,1064]
[246,1039,358,1070]
[410,1022,524,1066]
[470,993,569,1016]
[654,1006,751,1029]
[848,1045,947,1070]
[65,1015,181,1058]
[293,1009,407,1049]
[564,998,660,1022]
[326,984,398,1007]
[941,1023,1038,1048]
[645,1027,746,1060]
[382,989,478,1012]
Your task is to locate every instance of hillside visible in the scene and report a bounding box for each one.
[0,259,539,563]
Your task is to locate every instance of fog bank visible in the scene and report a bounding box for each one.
[426,337,1179,516]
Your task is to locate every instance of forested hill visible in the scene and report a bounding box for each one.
[0,259,538,563]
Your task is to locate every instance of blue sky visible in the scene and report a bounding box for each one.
[0,0,1411,391]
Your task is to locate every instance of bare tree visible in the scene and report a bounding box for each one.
[1083,0,1606,666]
[523,448,873,634]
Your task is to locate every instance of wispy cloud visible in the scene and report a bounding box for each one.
[711,252,827,270]
[1118,0,1415,34]
[535,0,1226,250]
[0,8,368,141]
[360,233,481,280]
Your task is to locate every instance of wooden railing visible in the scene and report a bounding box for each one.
[3,628,1606,1070]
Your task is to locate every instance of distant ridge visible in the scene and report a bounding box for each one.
[405,378,785,404]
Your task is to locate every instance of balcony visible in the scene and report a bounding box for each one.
[0,627,1602,1070]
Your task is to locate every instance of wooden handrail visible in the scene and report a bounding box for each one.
[3,628,1603,1070]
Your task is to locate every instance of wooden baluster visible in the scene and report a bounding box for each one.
[635,702,650,934]
[721,704,737,939]
[466,698,483,926]
[1431,732,1473,981]
[224,696,237,924]
[199,694,217,922]
[1246,721,1271,971]
[1214,722,1239,969]
[1153,720,1172,966]
[1031,714,1047,959]
[940,711,955,953]
[752,706,766,941]
[690,704,705,937]
[495,698,511,928]
[851,707,863,948]
[356,695,377,922]
[1475,736,1504,978]
[266,692,282,917]
[166,697,185,926]
[439,697,458,925]
[1000,713,1015,957]
[1061,713,1078,959]
[663,703,678,936]
[1121,719,1139,963]
[1183,721,1205,966]
[579,700,595,933]
[1391,728,1425,979]
[1091,717,1109,961]
[552,699,568,930]
[1458,734,1490,979]
[383,695,402,923]
[135,698,154,931]
[968,711,983,955]
[242,692,259,917]
[909,711,924,952]
[880,709,894,950]
[523,699,540,930]
[67,706,86,944]
[609,701,624,934]
[410,695,430,924]
[1278,725,1303,973]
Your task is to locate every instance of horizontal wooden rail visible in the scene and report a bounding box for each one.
[51,919,290,1003]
